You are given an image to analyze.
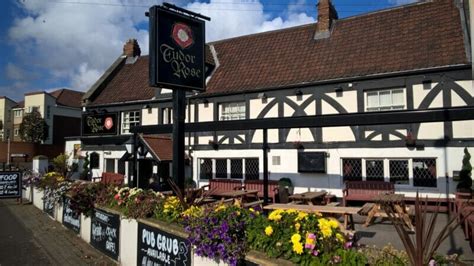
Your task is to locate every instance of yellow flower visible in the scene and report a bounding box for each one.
[269,209,284,221]
[249,208,255,212]
[295,211,308,221]
[328,219,339,229]
[292,242,304,254]
[291,233,301,244]
[215,204,226,212]
[265,226,273,236]
[336,233,345,243]
[286,209,297,214]
[295,223,301,231]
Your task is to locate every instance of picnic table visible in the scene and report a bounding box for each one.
[363,193,414,230]
[264,203,362,230]
[289,191,327,205]
[215,189,259,202]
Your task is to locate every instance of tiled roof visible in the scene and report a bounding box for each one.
[13,101,25,109]
[50,89,85,108]
[141,135,173,161]
[86,0,469,106]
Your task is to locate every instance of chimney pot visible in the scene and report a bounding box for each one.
[123,39,141,57]
[315,0,338,39]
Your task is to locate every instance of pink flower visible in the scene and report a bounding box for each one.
[305,243,315,250]
[308,233,316,239]
[344,241,353,249]
[312,250,319,256]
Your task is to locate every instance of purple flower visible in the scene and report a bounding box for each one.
[344,241,353,249]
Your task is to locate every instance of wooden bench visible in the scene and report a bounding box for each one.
[202,179,243,197]
[243,180,279,203]
[100,172,124,185]
[343,181,394,206]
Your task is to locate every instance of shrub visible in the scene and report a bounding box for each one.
[68,182,107,217]
[110,187,164,219]
[457,147,472,192]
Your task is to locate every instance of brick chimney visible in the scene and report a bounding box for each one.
[123,39,141,57]
[314,0,338,40]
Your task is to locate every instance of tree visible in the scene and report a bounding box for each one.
[456,147,472,192]
[19,111,49,143]
[52,153,70,177]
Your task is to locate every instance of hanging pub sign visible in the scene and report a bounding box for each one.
[91,208,120,260]
[137,222,191,266]
[149,5,206,91]
[62,197,81,234]
[0,171,22,199]
[82,112,118,136]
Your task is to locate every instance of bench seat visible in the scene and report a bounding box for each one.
[343,181,394,206]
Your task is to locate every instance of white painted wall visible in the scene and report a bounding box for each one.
[120,218,138,265]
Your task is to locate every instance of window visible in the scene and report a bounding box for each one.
[231,159,243,179]
[413,159,437,187]
[366,160,384,181]
[105,159,115,173]
[215,159,227,178]
[27,106,40,113]
[14,129,19,136]
[121,111,140,134]
[272,156,281,166]
[245,158,259,180]
[90,152,100,169]
[219,102,245,121]
[46,106,51,119]
[199,159,212,180]
[162,107,173,124]
[366,89,405,112]
[389,160,409,185]
[14,110,23,117]
[342,159,362,181]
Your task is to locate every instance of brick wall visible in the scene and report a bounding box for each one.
[0,141,64,163]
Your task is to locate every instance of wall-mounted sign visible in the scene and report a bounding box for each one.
[149,6,205,91]
[62,197,81,234]
[137,222,191,266]
[0,171,22,199]
[91,208,120,260]
[43,192,55,218]
[82,113,118,136]
[298,152,327,173]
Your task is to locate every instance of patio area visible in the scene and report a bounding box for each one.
[349,213,474,263]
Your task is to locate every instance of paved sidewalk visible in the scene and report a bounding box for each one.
[0,200,115,266]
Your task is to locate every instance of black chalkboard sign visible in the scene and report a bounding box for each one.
[137,222,191,266]
[91,208,120,260]
[62,197,81,234]
[298,152,327,173]
[43,189,55,218]
[0,171,22,199]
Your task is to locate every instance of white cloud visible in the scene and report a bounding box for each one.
[5,63,27,80]
[186,0,314,42]
[9,0,314,92]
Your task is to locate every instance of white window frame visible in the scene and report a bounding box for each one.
[14,128,19,136]
[365,88,406,112]
[121,111,140,134]
[14,110,23,117]
[162,107,173,124]
[219,102,246,121]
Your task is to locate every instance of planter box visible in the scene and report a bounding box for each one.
[32,188,44,211]
[120,217,138,265]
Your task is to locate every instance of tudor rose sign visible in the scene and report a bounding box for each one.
[149,5,205,91]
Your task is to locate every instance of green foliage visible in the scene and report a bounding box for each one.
[19,111,49,143]
[457,147,472,192]
[110,187,163,219]
[52,153,70,177]
[80,153,90,180]
[68,182,108,217]
[278,177,293,188]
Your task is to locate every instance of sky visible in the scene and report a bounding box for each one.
[0,0,417,102]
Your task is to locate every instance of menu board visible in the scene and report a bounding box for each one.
[137,222,191,266]
[0,171,22,199]
[62,197,81,234]
[43,189,55,218]
[91,208,120,260]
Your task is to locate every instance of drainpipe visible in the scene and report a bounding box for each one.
[7,137,10,165]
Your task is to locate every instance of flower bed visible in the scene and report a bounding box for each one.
[27,170,461,265]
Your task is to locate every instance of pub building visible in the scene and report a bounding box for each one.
[68,0,473,199]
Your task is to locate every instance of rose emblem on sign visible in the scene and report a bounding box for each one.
[104,117,114,130]
[172,23,194,49]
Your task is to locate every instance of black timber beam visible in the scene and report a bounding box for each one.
[131,106,474,134]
